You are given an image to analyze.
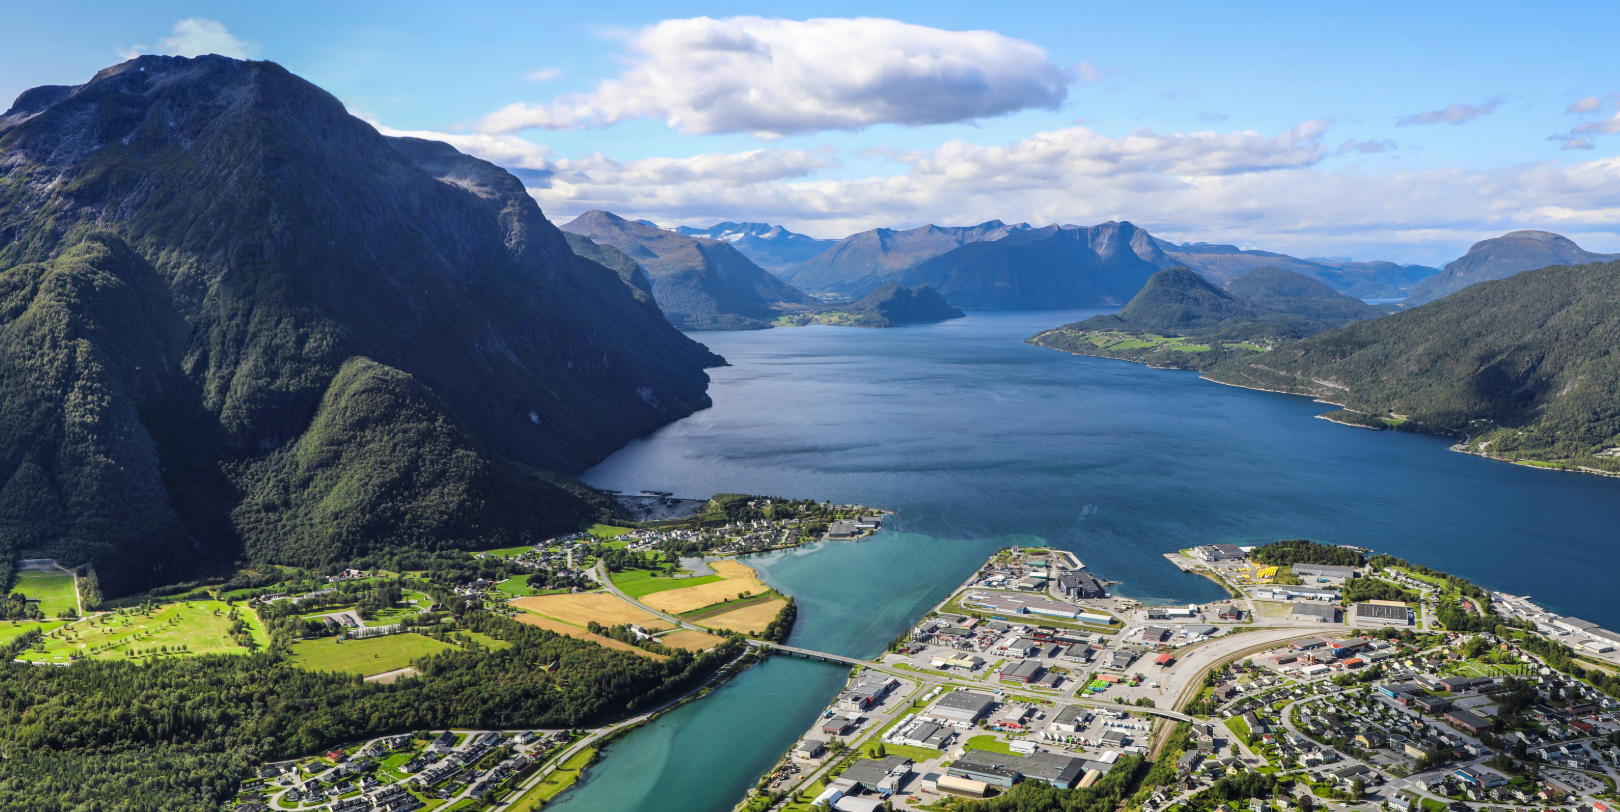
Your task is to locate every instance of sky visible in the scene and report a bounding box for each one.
[7,1,1620,265]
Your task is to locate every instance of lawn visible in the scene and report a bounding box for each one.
[0,619,65,643]
[611,568,723,599]
[16,601,271,664]
[1225,716,1251,743]
[965,735,1017,756]
[508,747,597,811]
[587,524,632,540]
[495,578,567,599]
[457,631,512,652]
[14,570,77,615]
[288,633,457,676]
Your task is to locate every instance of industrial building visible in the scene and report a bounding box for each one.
[930,691,997,722]
[1353,601,1412,626]
[1292,563,1356,582]
[961,592,1085,620]
[1191,544,1246,561]
[947,750,1089,790]
[999,660,1045,684]
[1057,571,1108,600]
[1291,603,1340,623]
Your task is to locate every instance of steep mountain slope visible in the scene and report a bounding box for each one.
[1204,259,1620,473]
[897,222,1168,309]
[1027,267,1386,369]
[673,222,833,271]
[1155,239,1438,297]
[0,55,720,593]
[780,220,1031,294]
[1404,230,1620,305]
[560,211,815,330]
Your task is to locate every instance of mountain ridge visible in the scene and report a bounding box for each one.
[1404,230,1620,305]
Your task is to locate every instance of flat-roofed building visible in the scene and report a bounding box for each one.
[1000,660,1045,684]
[1353,601,1411,626]
[1292,603,1340,623]
[1192,544,1246,562]
[1292,563,1356,582]
[931,691,997,722]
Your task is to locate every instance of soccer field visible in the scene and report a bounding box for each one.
[288,633,457,676]
[14,570,77,615]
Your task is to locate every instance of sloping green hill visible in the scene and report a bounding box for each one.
[1204,259,1620,472]
[0,55,720,594]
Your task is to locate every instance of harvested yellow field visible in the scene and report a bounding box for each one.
[510,592,672,630]
[698,599,786,634]
[660,629,727,651]
[642,560,770,614]
[512,613,667,660]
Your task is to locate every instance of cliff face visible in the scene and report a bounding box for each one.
[0,56,721,593]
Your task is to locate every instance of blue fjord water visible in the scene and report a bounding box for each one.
[558,308,1620,812]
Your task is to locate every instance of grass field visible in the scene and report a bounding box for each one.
[476,545,539,558]
[511,614,666,660]
[509,593,672,630]
[641,561,769,614]
[0,619,65,643]
[457,631,513,652]
[14,570,77,615]
[508,747,597,811]
[16,601,271,664]
[659,629,727,651]
[587,524,632,539]
[288,633,457,676]
[965,735,1017,756]
[697,598,786,635]
[611,568,723,599]
[495,578,567,599]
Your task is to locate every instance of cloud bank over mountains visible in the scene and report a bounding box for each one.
[479,17,1074,137]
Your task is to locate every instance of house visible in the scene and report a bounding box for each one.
[1390,791,1419,812]
[1291,603,1339,623]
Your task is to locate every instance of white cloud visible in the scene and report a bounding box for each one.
[1336,138,1397,155]
[1396,99,1500,126]
[1567,95,1607,114]
[1572,113,1620,136]
[479,16,1073,138]
[525,68,563,83]
[120,18,257,60]
[366,121,556,169]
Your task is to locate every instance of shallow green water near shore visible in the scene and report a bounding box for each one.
[558,309,1620,812]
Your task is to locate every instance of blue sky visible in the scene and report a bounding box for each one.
[7,1,1620,265]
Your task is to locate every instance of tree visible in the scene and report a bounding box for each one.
[1349,778,1364,801]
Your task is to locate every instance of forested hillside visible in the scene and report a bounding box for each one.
[1204,259,1620,473]
[0,55,720,595]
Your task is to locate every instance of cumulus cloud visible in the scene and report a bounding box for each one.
[366,122,557,170]
[121,19,258,60]
[1396,99,1500,126]
[1572,113,1620,136]
[1567,95,1607,114]
[479,16,1073,137]
[1336,138,1397,155]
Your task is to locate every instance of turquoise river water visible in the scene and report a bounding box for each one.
[557,309,1620,812]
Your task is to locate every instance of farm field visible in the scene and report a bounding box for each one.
[611,569,723,599]
[14,569,77,615]
[15,601,271,664]
[659,629,727,651]
[641,561,769,614]
[511,613,666,660]
[510,592,672,630]
[288,633,457,676]
[696,598,786,635]
[587,524,631,539]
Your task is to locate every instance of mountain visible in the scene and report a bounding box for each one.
[1203,258,1620,474]
[1404,230,1620,305]
[795,283,964,328]
[560,211,816,330]
[893,222,1170,309]
[0,55,722,595]
[780,220,1031,295]
[673,222,834,271]
[1027,267,1385,368]
[1154,239,1439,297]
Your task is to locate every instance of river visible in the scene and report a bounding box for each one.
[557,308,1620,812]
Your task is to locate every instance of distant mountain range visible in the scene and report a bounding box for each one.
[893,222,1169,309]
[1403,230,1620,305]
[560,211,816,330]
[0,56,721,595]
[1153,240,1440,299]
[776,220,1031,295]
[673,222,832,271]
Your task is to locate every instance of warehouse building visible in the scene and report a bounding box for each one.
[1292,563,1356,583]
[1057,571,1108,600]
[1191,544,1246,561]
[1000,660,1045,685]
[1291,603,1340,623]
[1353,601,1411,626]
[930,691,997,723]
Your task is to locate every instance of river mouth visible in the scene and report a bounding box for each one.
[560,309,1620,812]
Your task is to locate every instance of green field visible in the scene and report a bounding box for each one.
[476,544,539,558]
[0,619,65,644]
[13,570,78,615]
[509,747,597,811]
[587,524,632,539]
[16,601,270,663]
[610,568,724,599]
[288,633,457,676]
[457,631,512,652]
[965,735,1018,756]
